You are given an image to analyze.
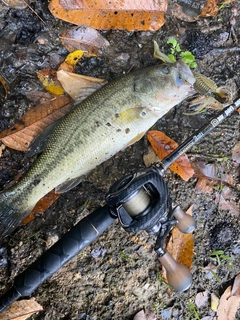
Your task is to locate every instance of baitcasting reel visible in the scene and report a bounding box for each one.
[106,165,195,292]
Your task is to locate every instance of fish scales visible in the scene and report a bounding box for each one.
[0,61,195,237]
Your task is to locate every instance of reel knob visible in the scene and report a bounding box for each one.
[172,205,195,234]
[158,251,192,292]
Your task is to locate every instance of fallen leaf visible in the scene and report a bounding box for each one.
[57,70,107,100]
[231,273,240,296]
[143,145,160,168]
[193,161,234,193]
[195,177,216,193]
[0,95,73,151]
[0,298,43,320]
[216,273,240,320]
[195,291,209,308]
[60,25,110,55]
[48,0,167,31]
[37,69,65,95]
[215,186,239,214]
[232,141,240,163]
[0,74,9,99]
[167,2,199,22]
[133,309,157,320]
[147,130,194,181]
[1,0,28,9]
[211,293,219,312]
[200,0,219,17]
[20,190,61,225]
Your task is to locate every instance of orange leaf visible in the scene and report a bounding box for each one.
[20,190,61,226]
[200,0,219,17]
[0,95,73,151]
[0,74,9,99]
[147,130,194,181]
[60,26,110,54]
[48,0,167,32]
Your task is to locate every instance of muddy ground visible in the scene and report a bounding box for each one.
[0,0,239,319]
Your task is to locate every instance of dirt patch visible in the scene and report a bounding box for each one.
[0,1,239,319]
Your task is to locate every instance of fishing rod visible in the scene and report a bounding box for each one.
[0,97,239,313]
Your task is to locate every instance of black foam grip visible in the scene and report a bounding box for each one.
[13,206,115,297]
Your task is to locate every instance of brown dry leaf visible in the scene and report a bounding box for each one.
[167,2,199,22]
[20,190,61,225]
[48,0,167,32]
[193,161,234,193]
[195,291,209,308]
[37,69,65,95]
[215,186,239,214]
[200,0,219,17]
[60,26,110,54]
[57,70,107,100]
[216,273,240,320]
[133,309,157,320]
[1,0,28,9]
[0,95,73,151]
[0,298,43,320]
[195,177,217,193]
[163,206,194,279]
[147,130,194,181]
[232,141,240,164]
[0,74,9,99]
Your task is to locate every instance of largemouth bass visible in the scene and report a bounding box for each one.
[0,60,195,237]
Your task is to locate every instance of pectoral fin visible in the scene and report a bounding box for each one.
[26,120,60,157]
[55,175,85,193]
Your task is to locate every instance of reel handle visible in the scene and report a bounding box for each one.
[158,251,192,292]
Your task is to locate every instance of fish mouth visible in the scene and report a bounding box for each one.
[174,60,195,88]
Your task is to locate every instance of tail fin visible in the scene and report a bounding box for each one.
[0,191,32,238]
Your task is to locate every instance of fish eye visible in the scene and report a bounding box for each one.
[163,67,170,74]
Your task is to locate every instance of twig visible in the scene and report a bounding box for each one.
[22,0,46,25]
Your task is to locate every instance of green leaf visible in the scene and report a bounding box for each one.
[180,51,197,68]
[167,54,176,62]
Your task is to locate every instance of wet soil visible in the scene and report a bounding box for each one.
[0,0,239,319]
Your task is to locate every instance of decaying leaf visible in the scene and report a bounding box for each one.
[48,0,167,31]
[0,298,43,320]
[147,130,194,181]
[0,74,9,99]
[193,161,234,193]
[195,291,209,308]
[1,0,28,9]
[143,145,161,168]
[37,69,65,95]
[167,2,199,22]
[215,186,239,214]
[211,293,219,312]
[133,309,157,320]
[0,95,73,151]
[60,26,110,55]
[163,206,194,280]
[232,141,240,163]
[20,190,61,225]
[200,0,219,17]
[216,273,240,320]
[57,70,107,100]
